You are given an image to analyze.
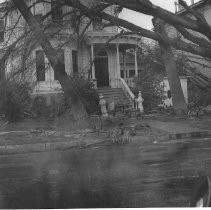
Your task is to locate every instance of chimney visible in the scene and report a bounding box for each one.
[191,0,194,4]
[177,0,184,11]
[174,1,178,13]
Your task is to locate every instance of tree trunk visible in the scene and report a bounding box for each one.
[154,19,187,112]
[12,0,87,120]
[160,45,187,112]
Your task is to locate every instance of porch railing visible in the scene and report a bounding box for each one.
[124,78,135,88]
[119,78,135,108]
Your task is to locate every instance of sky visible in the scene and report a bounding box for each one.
[120,0,200,30]
[0,0,200,30]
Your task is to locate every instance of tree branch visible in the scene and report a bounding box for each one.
[102,0,211,41]
[178,0,208,24]
[174,25,211,49]
[64,0,211,59]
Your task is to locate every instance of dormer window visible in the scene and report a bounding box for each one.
[51,0,63,22]
[92,17,103,31]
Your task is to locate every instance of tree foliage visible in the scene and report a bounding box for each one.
[133,66,165,112]
[0,78,31,121]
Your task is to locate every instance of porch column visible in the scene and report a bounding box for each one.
[116,44,121,79]
[91,44,95,79]
[123,50,126,78]
[134,48,138,76]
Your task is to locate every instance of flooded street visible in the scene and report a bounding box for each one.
[0,138,211,208]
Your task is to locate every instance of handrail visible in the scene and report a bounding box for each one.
[119,78,135,108]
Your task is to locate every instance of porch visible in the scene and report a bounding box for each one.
[86,31,141,89]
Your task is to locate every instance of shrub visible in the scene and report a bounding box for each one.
[67,75,100,115]
[0,79,31,122]
[31,96,48,117]
[30,75,100,118]
[188,82,211,107]
[133,70,165,112]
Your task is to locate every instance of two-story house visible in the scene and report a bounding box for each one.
[1,0,142,106]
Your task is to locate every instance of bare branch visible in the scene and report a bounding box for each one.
[174,25,211,48]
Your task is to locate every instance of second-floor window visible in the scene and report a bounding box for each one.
[0,20,4,43]
[92,17,103,31]
[36,50,45,82]
[51,0,63,22]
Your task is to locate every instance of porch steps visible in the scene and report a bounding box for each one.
[97,87,131,106]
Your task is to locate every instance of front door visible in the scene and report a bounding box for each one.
[94,50,109,87]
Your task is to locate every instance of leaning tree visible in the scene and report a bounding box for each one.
[5,0,211,114]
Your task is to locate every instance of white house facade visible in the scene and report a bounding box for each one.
[0,0,142,107]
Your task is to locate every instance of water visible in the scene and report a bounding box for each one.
[0,139,210,208]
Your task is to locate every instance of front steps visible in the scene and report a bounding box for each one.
[96,87,131,106]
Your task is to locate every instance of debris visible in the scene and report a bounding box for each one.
[134,123,150,130]
[30,129,57,136]
[3,121,9,126]
[30,129,42,134]
[204,105,211,113]
[109,126,134,144]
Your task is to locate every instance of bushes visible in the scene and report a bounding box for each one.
[188,82,211,107]
[133,69,165,112]
[0,75,100,122]
[0,79,31,122]
[31,96,48,117]
[67,75,100,115]
[31,75,100,118]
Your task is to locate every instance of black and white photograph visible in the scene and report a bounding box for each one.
[0,0,211,208]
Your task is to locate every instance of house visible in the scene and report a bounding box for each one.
[119,49,142,88]
[1,0,142,106]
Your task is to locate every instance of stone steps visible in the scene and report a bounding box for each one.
[97,87,131,105]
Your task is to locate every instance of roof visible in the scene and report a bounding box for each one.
[186,69,211,88]
[176,0,210,15]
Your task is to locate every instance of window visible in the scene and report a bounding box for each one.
[121,70,124,78]
[36,50,45,81]
[51,0,63,22]
[54,49,65,80]
[72,50,78,74]
[129,70,135,78]
[167,90,171,99]
[0,20,4,43]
